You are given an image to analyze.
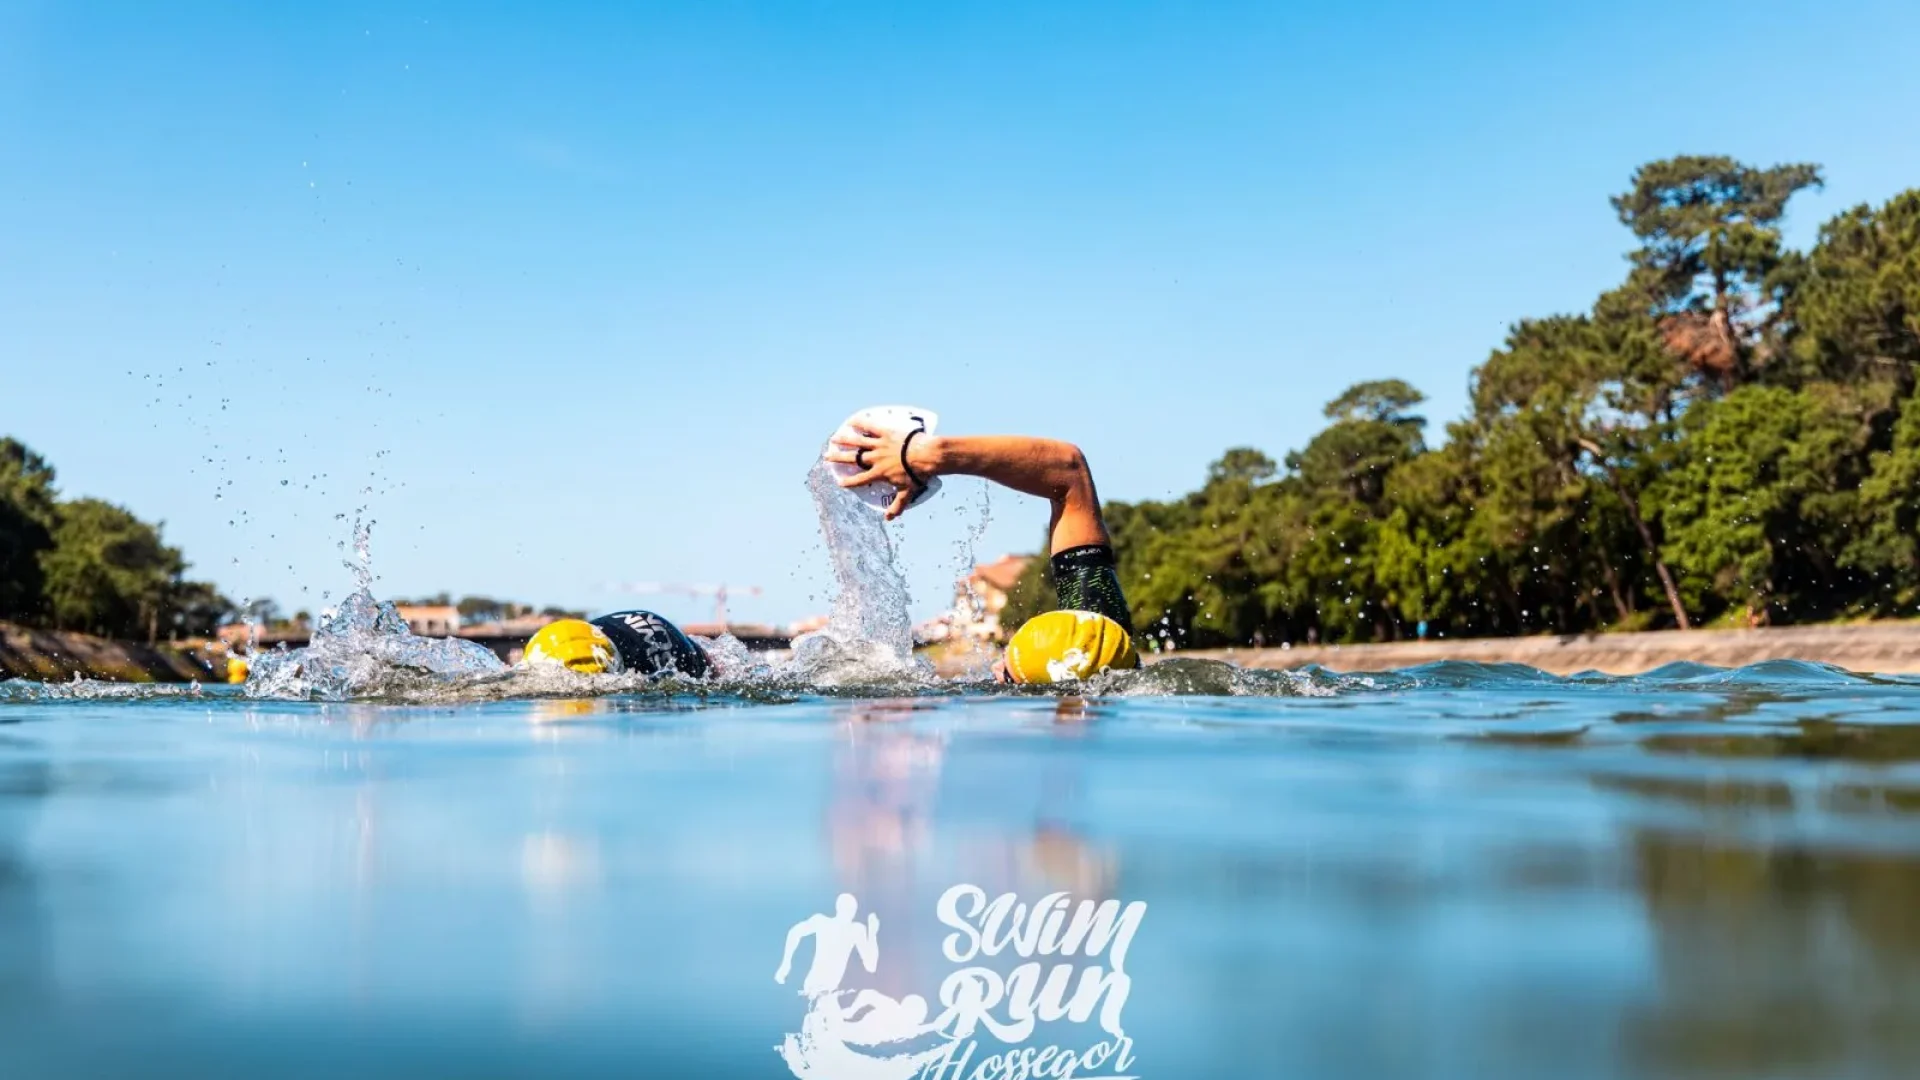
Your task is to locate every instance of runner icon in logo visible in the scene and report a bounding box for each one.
[775,893,879,995]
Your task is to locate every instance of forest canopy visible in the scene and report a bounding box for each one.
[1005,157,1920,647]
[1,438,232,641]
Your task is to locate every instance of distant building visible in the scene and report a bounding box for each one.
[395,604,460,637]
[451,613,560,665]
[684,621,778,640]
[496,613,560,637]
[914,613,956,645]
[953,554,1033,642]
[788,614,831,637]
[214,621,303,649]
[453,611,560,653]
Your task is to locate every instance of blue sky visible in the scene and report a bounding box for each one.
[4,0,1919,628]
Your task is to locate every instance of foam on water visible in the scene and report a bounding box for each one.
[3,649,1913,708]
[0,677,207,704]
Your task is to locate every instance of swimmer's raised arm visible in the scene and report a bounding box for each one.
[830,420,1137,683]
[827,427,1109,552]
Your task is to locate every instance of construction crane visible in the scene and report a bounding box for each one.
[610,582,763,627]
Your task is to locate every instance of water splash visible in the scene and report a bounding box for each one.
[787,460,933,685]
[242,587,505,701]
[215,466,945,701]
[0,678,208,704]
[340,513,375,592]
[697,632,777,682]
[933,482,1001,681]
[10,653,1914,707]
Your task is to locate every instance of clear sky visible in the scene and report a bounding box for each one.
[4,0,1919,629]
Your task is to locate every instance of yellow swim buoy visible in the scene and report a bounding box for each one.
[525,619,619,675]
[1005,610,1138,684]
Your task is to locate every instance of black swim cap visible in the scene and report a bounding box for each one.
[590,610,713,678]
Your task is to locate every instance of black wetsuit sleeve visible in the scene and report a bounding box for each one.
[1050,544,1133,635]
[590,611,713,678]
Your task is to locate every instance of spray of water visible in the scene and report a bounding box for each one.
[784,460,935,685]
[242,587,506,701]
[230,475,946,701]
[936,481,1001,680]
[242,520,506,700]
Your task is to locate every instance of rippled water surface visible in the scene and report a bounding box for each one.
[4,661,1920,1079]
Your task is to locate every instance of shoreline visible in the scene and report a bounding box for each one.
[11,619,1920,684]
[1172,622,1920,676]
[0,621,218,683]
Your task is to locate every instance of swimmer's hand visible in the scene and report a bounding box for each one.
[825,422,932,520]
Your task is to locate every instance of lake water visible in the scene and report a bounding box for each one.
[3,660,1918,1079]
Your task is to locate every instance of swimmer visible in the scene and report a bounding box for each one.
[521,609,712,678]
[824,425,1138,683]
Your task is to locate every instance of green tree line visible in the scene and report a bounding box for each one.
[1005,156,1920,647]
[0,439,232,641]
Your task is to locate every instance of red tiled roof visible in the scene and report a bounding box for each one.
[395,605,459,621]
[970,554,1032,594]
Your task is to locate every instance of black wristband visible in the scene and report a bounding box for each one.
[900,426,929,494]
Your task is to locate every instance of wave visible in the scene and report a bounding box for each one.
[11,647,1909,708]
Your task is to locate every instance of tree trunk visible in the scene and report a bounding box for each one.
[1577,438,1691,630]
[1712,275,1740,388]
[1595,543,1633,620]
[1627,501,1691,630]
[1492,571,1525,632]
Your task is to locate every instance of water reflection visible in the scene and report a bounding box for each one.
[822,698,1122,1009]
[0,757,49,1016]
[530,699,601,725]
[3,676,1919,1077]
[1623,829,1920,1075]
[1572,695,1920,1079]
[1643,719,1920,763]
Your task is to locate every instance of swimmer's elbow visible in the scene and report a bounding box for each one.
[1038,440,1086,476]
[1057,443,1095,494]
